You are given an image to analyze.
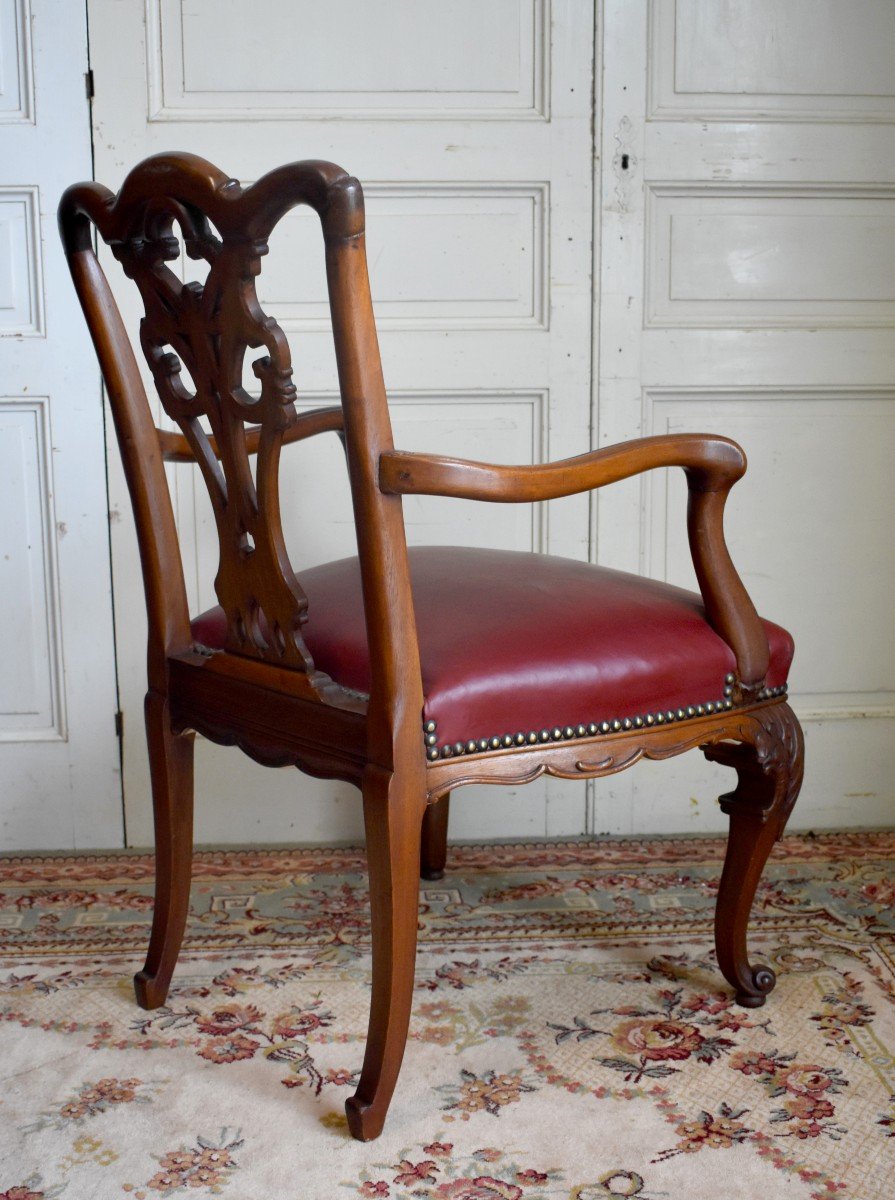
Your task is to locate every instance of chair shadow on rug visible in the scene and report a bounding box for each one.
[58,153,804,1141]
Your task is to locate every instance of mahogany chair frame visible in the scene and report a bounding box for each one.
[59,154,803,1142]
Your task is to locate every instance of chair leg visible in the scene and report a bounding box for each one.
[346,766,426,1142]
[420,792,450,881]
[134,691,195,1011]
[704,702,804,1008]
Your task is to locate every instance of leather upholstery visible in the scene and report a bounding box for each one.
[190,546,794,749]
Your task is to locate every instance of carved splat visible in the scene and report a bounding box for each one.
[110,192,312,670]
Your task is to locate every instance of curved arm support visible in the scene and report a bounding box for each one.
[380,433,769,688]
[156,405,344,462]
[686,487,768,687]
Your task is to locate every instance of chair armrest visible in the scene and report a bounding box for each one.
[157,404,344,462]
[380,433,770,690]
[379,433,745,501]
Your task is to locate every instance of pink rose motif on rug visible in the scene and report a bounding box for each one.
[354,1142,565,1198]
[121,1129,242,1196]
[23,1076,160,1134]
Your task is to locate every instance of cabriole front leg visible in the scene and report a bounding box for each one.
[703,703,804,1008]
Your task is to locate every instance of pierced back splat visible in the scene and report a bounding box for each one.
[118,203,309,667]
[99,163,347,672]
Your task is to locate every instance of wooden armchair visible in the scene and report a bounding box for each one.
[59,154,803,1142]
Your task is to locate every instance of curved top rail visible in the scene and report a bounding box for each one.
[59,151,364,254]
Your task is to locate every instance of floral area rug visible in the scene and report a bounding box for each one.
[1,832,894,1200]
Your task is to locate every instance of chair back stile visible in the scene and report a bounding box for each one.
[58,153,426,767]
[58,184,192,696]
[323,194,424,768]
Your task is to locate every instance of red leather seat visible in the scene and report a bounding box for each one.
[191,546,793,756]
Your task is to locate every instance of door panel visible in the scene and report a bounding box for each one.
[0,0,120,849]
[596,0,895,833]
[149,0,549,120]
[88,0,595,845]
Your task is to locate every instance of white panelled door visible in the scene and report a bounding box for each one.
[597,0,895,833]
[87,1,595,845]
[0,0,120,848]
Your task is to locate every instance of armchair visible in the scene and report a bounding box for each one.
[59,154,802,1142]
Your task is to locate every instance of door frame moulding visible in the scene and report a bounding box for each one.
[584,0,605,837]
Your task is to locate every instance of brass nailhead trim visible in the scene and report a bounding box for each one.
[423,680,788,760]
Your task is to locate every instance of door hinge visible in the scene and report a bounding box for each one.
[85,69,95,100]
[114,710,123,739]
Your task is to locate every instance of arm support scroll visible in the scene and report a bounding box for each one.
[380,434,770,689]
